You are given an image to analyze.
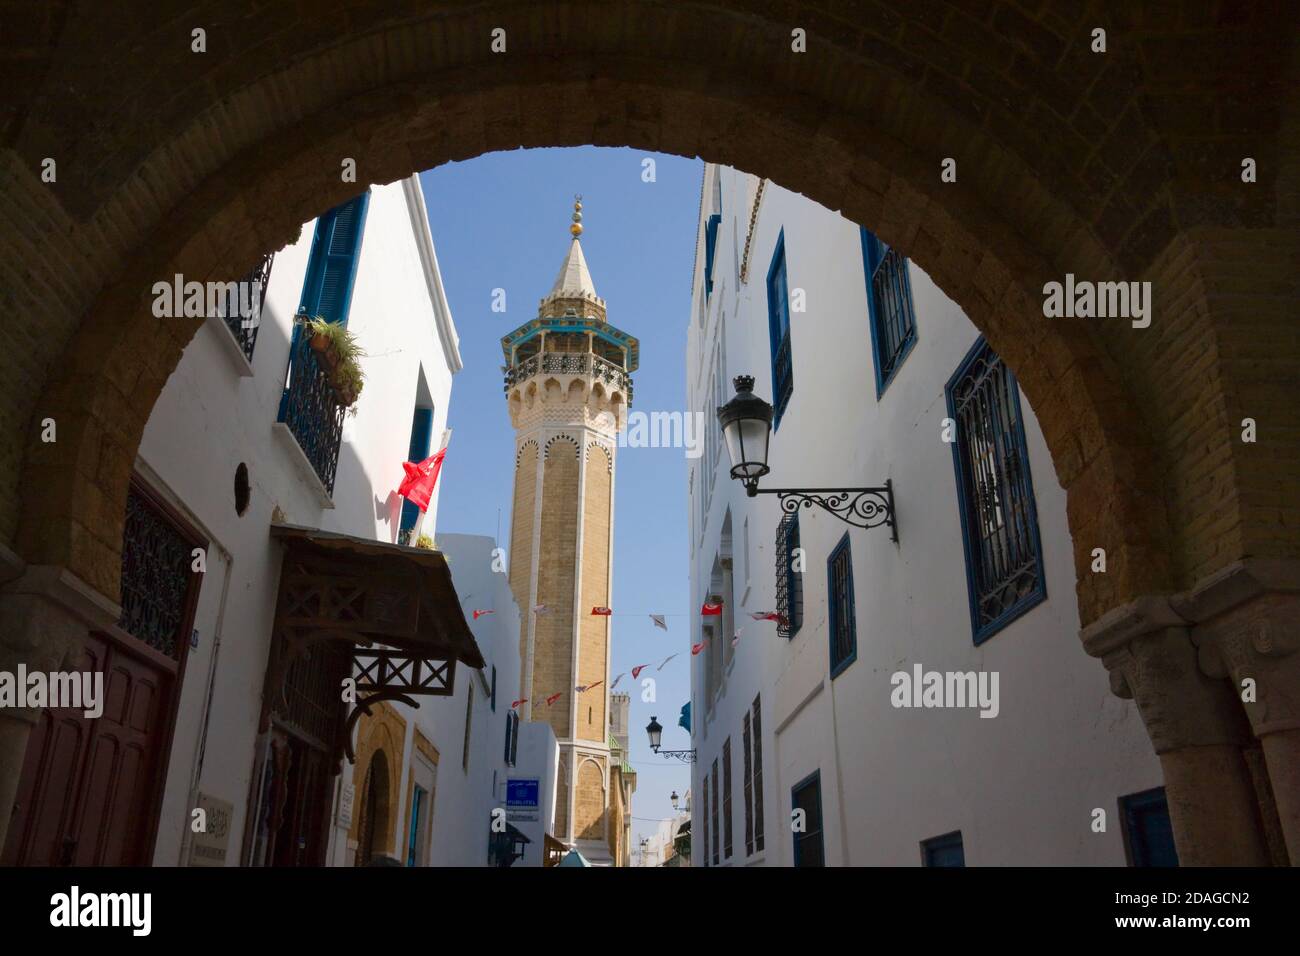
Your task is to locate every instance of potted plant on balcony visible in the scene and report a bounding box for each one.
[298,314,365,408]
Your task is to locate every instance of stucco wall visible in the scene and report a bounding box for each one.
[686,165,1163,867]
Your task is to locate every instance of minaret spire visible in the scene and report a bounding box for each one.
[570,194,583,238]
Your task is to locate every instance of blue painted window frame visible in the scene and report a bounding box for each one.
[860,226,917,397]
[921,830,965,867]
[790,770,824,867]
[827,532,857,678]
[406,786,426,866]
[704,213,721,300]
[298,191,370,325]
[280,191,371,420]
[399,406,435,535]
[766,230,793,428]
[945,337,1047,645]
[1119,787,1180,867]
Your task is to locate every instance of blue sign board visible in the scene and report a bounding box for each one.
[507,779,540,821]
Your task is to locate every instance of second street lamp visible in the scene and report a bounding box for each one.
[717,375,898,540]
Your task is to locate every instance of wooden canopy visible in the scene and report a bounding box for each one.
[270,523,484,668]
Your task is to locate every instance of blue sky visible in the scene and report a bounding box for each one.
[421,147,700,856]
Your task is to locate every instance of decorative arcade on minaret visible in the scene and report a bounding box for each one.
[501,198,638,864]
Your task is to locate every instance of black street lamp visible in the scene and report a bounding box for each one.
[717,375,898,540]
[646,715,696,763]
[670,790,680,811]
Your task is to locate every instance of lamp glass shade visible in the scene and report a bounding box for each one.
[717,375,773,482]
[646,716,663,751]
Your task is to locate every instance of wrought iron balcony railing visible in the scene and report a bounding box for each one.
[219,252,275,362]
[503,352,633,402]
[278,331,345,496]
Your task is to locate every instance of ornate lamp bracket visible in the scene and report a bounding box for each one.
[752,479,898,542]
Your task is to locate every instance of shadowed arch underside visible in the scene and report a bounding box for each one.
[0,1,1295,632]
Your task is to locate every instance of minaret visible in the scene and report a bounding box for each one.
[502,198,638,861]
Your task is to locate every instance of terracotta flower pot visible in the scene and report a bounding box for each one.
[309,332,340,369]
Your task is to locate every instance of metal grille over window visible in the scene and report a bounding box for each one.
[279,331,346,495]
[118,485,200,659]
[219,252,274,362]
[775,513,802,639]
[949,341,1043,639]
[280,642,350,745]
[752,696,764,852]
[828,536,856,672]
[865,232,916,387]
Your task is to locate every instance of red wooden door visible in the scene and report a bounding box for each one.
[2,479,201,866]
[2,631,176,865]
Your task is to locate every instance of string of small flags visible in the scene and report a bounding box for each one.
[501,603,788,712]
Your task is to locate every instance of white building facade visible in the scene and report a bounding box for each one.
[684,165,1171,867]
[0,174,537,868]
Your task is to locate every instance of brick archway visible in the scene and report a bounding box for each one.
[2,2,1297,864]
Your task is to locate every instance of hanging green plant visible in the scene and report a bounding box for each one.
[298,315,365,407]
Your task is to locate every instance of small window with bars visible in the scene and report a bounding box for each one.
[791,771,824,867]
[752,696,764,852]
[861,227,917,395]
[711,759,721,866]
[722,738,734,860]
[775,513,803,639]
[945,338,1046,644]
[827,533,857,677]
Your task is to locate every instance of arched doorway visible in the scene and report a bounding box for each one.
[355,750,391,867]
[0,2,1296,865]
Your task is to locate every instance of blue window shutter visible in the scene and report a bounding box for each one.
[766,231,793,427]
[400,406,435,534]
[407,407,434,461]
[299,191,370,326]
[704,213,721,299]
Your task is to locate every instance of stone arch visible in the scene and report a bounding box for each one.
[1,0,1295,866]
[514,438,539,469]
[574,757,607,842]
[350,702,406,864]
[543,435,579,460]
[585,442,612,474]
[565,378,586,403]
[7,2,1293,622]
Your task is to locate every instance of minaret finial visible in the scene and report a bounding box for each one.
[570,194,583,238]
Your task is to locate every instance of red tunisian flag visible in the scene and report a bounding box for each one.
[510,698,528,710]
[691,641,706,655]
[631,664,649,679]
[591,606,613,616]
[398,448,447,513]
[545,692,563,707]
[472,609,494,620]
[751,611,789,625]
[701,601,723,616]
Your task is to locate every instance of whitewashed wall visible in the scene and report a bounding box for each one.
[139,175,463,865]
[685,165,1164,866]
